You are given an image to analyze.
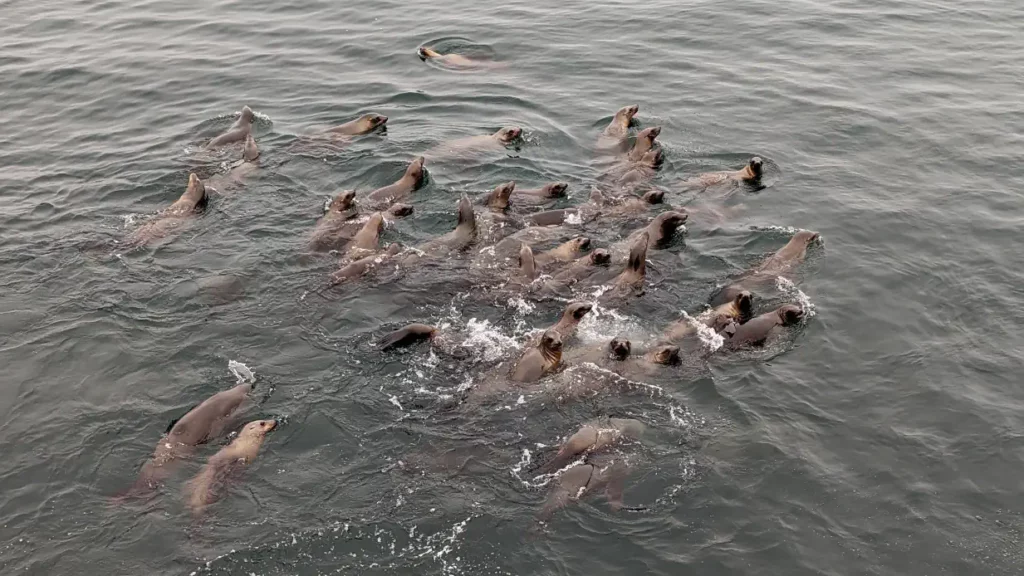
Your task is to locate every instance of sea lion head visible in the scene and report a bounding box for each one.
[485,181,515,211]
[642,189,665,205]
[748,156,764,178]
[242,134,260,162]
[542,182,569,198]
[540,329,563,356]
[495,126,523,144]
[563,301,593,323]
[239,106,255,124]
[640,148,664,168]
[240,419,277,440]
[778,304,805,325]
[367,212,385,233]
[734,290,754,318]
[388,203,414,217]
[405,156,426,187]
[793,229,821,246]
[589,248,611,266]
[380,323,438,350]
[186,173,208,212]
[328,190,357,213]
[361,113,388,132]
[608,337,632,360]
[615,104,639,127]
[567,236,591,254]
[638,126,661,146]
[648,344,681,365]
[652,211,688,242]
[519,243,538,280]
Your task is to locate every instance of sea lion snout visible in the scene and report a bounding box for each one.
[736,291,753,315]
[642,148,664,168]
[499,127,523,143]
[240,106,255,123]
[626,104,639,118]
[375,115,388,127]
[389,203,414,217]
[609,337,631,360]
[568,301,593,320]
[547,182,569,197]
[651,344,681,365]
[643,190,665,204]
[590,249,611,265]
[541,330,563,352]
[328,190,357,212]
[749,156,764,175]
[575,237,592,251]
[779,304,804,325]
[643,126,662,141]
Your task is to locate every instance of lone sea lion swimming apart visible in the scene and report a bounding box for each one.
[184,419,277,517]
[418,46,505,70]
[206,105,255,148]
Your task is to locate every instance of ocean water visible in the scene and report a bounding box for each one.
[2,0,1023,574]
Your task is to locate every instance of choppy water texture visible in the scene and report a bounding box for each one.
[2,0,1024,574]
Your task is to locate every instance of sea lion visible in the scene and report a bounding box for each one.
[428,127,523,159]
[184,419,276,517]
[418,46,503,70]
[342,212,385,259]
[597,105,640,153]
[754,230,820,276]
[664,290,754,343]
[207,105,255,148]
[206,134,261,194]
[534,236,592,267]
[326,113,388,136]
[518,243,539,282]
[589,186,666,218]
[124,381,253,497]
[124,173,208,248]
[549,248,611,287]
[617,210,687,254]
[366,156,427,206]
[401,195,477,266]
[709,230,820,306]
[512,182,568,206]
[537,451,633,524]
[327,243,403,287]
[379,323,440,351]
[539,301,594,343]
[601,231,649,301]
[616,148,664,188]
[511,329,563,383]
[686,156,764,189]
[537,417,645,474]
[308,190,358,251]
[475,181,516,243]
[626,126,661,162]
[482,181,516,211]
[722,304,804,349]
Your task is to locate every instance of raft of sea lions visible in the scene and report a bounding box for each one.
[115,47,821,528]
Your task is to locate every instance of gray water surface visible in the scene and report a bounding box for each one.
[2,0,1024,574]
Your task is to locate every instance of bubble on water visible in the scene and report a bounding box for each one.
[228,360,256,384]
[564,211,583,226]
[460,318,520,362]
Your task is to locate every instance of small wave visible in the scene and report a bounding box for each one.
[680,310,725,353]
[227,359,255,384]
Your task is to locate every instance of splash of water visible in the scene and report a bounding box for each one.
[228,360,256,385]
[776,276,816,317]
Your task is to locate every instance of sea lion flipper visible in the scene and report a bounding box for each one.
[519,243,537,280]
[380,323,439,351]
[627,231,650,274]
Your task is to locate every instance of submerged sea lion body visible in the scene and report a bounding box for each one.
[125,173,208,248]
[342,212,385,260]
[401,195,477,266]
[326,113,388,136]
[601,231,649,302]
[184,419,276,517]
[615,148,664,189]
[512,182,568,206]
[663,291,754,342]
[476,181,517,244]
[526,302,593,348]
[418,46,504,70]
[721,304,804,349]
[379,323,440,351]
[534,236,592,268]
[207,106,255,148]
[537,451,632,524]
[209,134,261,193]
[686,156,764,189]
[125,382,253,497]
[596,105,639,153]
[549,248,611,288]
[366,157,426,206]
[428,127,522,159]
[709,230,820,306]
[538,417,645,475]
[327,243,403,286]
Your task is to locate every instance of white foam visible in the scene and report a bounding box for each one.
[776,276,816,317]
[228,360,255,384]
[460,318,520,362]
[680,310,725,353]
[564,211,583,226]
